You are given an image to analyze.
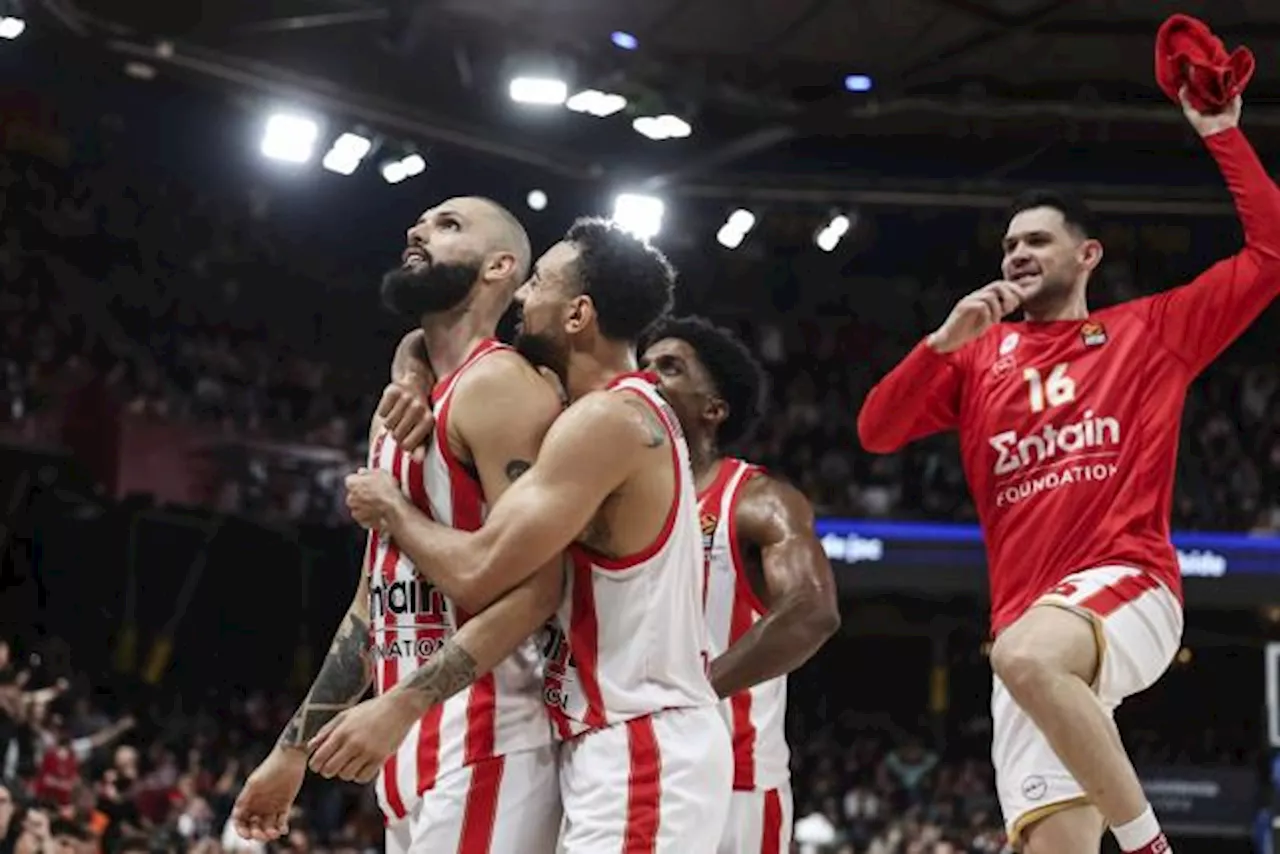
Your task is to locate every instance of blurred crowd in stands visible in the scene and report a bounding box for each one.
[0,626,1021,854]
[1,147,1278,532]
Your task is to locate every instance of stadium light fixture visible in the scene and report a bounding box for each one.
[380,152,426,184]
[844,74,873,92]
[612,193,664,241]
[527,190,548,211]
[611,31,638,50]
[632,114,692,141]
[260,113,319,164]
[509,76,569,106]
[717,208,756,249]
[321,132,373,176]
[0,16,26,39]
[815,214,851,252]
[565,89,627,118]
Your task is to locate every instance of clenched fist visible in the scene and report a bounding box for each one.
[927,281,1026,354]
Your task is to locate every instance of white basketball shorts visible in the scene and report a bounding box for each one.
[558,705,733,853]
[992,565,1183,847]
[716,782,793,854]
[385,745,561,854]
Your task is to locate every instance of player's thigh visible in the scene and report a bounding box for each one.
[409,747,561,854]
[1034,565,1183,703]
[991,674,1095,848]
[716,784,793,854]
[990,601,1099,687]
[560,707,732,854]
[1020,803,1106,854]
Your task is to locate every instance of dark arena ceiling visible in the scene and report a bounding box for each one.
[26,0,1280,205]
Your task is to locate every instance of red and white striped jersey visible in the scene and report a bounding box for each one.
[366,338,552,821]
[698,458,790,792]
[542,372,718,738]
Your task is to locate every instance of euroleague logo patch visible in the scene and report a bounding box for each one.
[1080,320,1107,347]
[700,512,719,537]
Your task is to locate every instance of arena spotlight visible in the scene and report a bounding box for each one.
[321,132,373,176]
[260,113,319,164]
[566,89,627,118]
[527,190,548,211]
[632,115,692,141]
[815,214,851,252]
[509,76,568,106]
[0,16,25,39]
[843,74,873,92]
[380,152,426,184]
[611,31,638,50]
[612,193,664,240]
[716,208,756,249]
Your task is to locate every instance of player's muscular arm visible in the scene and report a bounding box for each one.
[391,354,565,614]
[384,393,640,611]
[709,476,840,699]
[857,343,965,454]
[379,564,563,722]
[277,568,373,752]
[1149,116,1280,371]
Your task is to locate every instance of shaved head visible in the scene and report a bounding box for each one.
[453,196,532,289]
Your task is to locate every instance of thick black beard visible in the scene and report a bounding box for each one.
[380,259,481,319]
[514,330,567,386]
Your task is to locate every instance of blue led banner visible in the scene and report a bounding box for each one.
[815,518,1280,578]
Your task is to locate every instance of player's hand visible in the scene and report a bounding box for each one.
[307,697,415,784]
[928,281,1025,354]
[1180,86,1242,137]
[231,747,307,842]
[345,468,408,530]
[377,378,435,458]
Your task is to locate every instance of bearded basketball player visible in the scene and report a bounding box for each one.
[318,218,735,852]
[233,197,566,854]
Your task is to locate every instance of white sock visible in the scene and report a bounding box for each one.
[1112,804,1164,852]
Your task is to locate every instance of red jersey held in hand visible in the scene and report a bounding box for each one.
[858,127,1280,634]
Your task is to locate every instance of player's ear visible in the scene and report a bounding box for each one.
[484,251,517,284]
[565,294,593,335]
[1080,238,1104,273]
[705,396,728,428]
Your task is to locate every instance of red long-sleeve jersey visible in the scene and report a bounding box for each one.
[857,127,1280,634]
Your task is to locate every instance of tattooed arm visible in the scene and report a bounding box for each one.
[278,564,374,751]
[306,543,564,782]
[381,559,562,720]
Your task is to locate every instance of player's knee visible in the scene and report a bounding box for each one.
[990,631,1053,697]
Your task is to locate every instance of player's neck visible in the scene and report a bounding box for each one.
[418,310,495,381]
[1023,289,1089,322]
[689,437,722,489]
[564,340,638,402]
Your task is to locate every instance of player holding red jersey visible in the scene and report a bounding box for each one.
[858,92,1279,854]
[318,219,733,852]
[233,197,567,853]
[641,316,840,854]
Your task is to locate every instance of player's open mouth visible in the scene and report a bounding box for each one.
[1011,271,1040,285]
[402,247,429,269]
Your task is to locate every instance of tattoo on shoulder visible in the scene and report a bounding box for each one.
[505,460,532,482]
[400,640,478,706]
[621,397,666,449]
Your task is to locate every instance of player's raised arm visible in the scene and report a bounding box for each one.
[709,475,839,699]
[365,392,639,611]
[1147,94,1280,372]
